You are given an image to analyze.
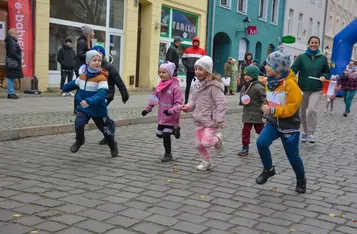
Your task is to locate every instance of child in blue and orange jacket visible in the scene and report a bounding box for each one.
[62,50,119,157]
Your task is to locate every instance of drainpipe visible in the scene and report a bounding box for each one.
[279,0,286,47]
[321,0,328,52]
[209,0,216,56]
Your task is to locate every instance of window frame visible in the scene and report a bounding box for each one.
[220,0,232,9]
[258,0,268,22]
[297,13,304,39]
[308,17,313,38]
[287,9,294,35]
[270,0,280,25]
[237,0,248,15]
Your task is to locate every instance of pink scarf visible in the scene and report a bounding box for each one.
[155,78,178,93]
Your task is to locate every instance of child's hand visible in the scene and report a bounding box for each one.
[80,100,89,108]
[320,76,327,82]
[262,104,271,114]
[141,110,148,116]
[180,105,189,112]
[163,110,171,116]
[218,122,226,129]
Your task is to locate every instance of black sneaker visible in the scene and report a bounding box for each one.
[296,177,307,194]
[343,113,348,117]
[98,138,108,145]
[7,94,19,99]
[256,167,276,185]
[109,141,119,157]
[70,139,85,153]
[173,126,181,139]
[161,153,173,162]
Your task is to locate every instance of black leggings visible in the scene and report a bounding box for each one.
[156,125,174,154]
[185,71,195,104]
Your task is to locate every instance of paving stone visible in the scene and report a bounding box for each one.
[119,208,153,219]
[77,209,114,221]
[60,195,105,208]
[167,189,193,197]
[13,205,48,214]
[228,217,258,228]
[0,200,23,209]
[0,223,31,234]
[272,211,305,222]
[124,201,153,210]
[258,217,292,226]
[146,214,179,226]
[336,226,357,234]
[55,227,93,234]
[172,221,208,234]
[36,210,61,218]
[31,198,65,207]
[36,221,68,232]
[156,201,183,210]
[228,226,260,234]
[11,193,41,203]
[203,211,231,221]
[286,208,318,218]
[132,222,166,234]
[255,223,290,234]
[56,204,87,214]
[203,219,234,230]
[176,212,208,224]
[147,207,180,217]
[290,224,330,234]
[96,203,126,213]
[105,229,138,234]
[242,205,275,216]
[211,198,242,209]
[178,205,207,215]
[16,216,44,226]
[50,214,87,225]
[76,219,114,233]
[105,215,140,228]
[0,210,16,221]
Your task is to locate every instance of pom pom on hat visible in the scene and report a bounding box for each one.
[86,50,101,65]
[195,56,213,74]
[160,61,176,77]
[266,46,291,75]
[92,42,106,56]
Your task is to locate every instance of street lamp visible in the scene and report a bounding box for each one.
[236,16,251,36]
[324,45,330,55]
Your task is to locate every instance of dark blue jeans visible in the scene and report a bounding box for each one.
[256,123,305,178]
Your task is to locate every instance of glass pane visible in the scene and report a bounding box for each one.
[0,9,7,66]
[172,10,198,41]
[109,34,121,72]
[160,7,170,37]
[110,0,124,29]
[173,42,188,76]
[50,0,107,26]
[49,23,105,70]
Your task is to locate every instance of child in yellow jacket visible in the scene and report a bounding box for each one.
[255,47,306,194]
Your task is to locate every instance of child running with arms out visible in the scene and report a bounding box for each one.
[256,47,306,193]
[61,50,119,157]
[142,62,183,162]
[181,56,228,171]
[238,65,266,156]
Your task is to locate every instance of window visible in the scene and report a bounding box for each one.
[220,0,231,9]
[110,0,125,29]
[308,18,313,38]
[329,15,333,34]
[336,18,340,33]
[287,9,294,35]
[319,0,323,6]
[297,13,303,37]
[271,0,279,24]
[237,0,248,14]
[317,21,321,37]
[259,0,268,20]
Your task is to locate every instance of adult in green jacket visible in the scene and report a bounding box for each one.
[291,36,330,144]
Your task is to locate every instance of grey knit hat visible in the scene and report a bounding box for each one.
[86,50,101,65]
[81,25,94,37]
[266,46,291,74]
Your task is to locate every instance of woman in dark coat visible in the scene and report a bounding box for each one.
[5,28,23,99]
[239,52,253,91]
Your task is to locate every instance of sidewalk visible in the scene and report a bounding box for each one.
[0,91,242,141]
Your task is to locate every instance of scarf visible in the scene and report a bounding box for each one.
[267,72,289,91]
[86,66,101,78]
[306,48,321,57]
[156,78,177,93]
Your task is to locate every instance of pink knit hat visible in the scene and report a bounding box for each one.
[160,62,176,77]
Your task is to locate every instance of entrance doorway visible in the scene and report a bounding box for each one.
[0,1,8,87]
[212,32,231,75]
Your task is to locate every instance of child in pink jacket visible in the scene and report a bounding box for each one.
[142,62,184,162]
[181,56,228,171]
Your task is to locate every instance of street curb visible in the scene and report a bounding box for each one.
[0,108,242,142]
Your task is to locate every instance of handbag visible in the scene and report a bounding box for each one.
[6,57,18,68]
[222,77,231,87]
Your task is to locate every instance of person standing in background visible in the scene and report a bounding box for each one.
[224,57,233,95]
[166,37,181,77]
[229,59,239,95]
[57,38,76,96]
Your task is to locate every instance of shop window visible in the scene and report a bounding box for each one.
[49,23,105,71]
[220,0,231,9]
[237,0,248,14]
[50,0,107,26]
[110,0,125,29]
[259,0,268,21]
[271,0,279,24]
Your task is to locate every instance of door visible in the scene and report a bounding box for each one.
[0,2,8,86]
[108,33,122,75]
[238,38,248,61]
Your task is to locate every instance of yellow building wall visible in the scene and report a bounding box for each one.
[123,0,208,90]
[34,0,49,91]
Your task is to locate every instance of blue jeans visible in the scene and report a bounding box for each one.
[7,78,16,95]
[256,123,305,178]
[343,90,357,113]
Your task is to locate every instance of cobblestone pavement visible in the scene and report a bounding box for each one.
[0,98,357,234]
[0,93,239,131]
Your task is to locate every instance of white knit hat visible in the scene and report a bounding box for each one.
[195,56,213,74]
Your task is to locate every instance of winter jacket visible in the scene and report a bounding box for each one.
[291,53,330,92]
[264,69,302,133]
[5,35,24,78]
[185,78,228,128]
[75,36,91,71]
[146,78,184,126]
[182,37,206,72]
[242,81,266,124]
[224,62,233,77]
[62,69,109,117]
[338,69,357,91]
[166,44,180,76]
[57,44,76,70]
[102,60,129,103]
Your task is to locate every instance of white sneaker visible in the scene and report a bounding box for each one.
[68,92,75,97]
[196,160,212,171]
[330,110,334,115]
[215,133,224,153]
[301,133,308,143]
[324,109,327,113]
[62,93,67,97]
[307,134,315,143]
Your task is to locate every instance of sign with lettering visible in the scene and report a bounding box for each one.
[171,9,198,41]
[247,26,258,35]
[160,6,170,37]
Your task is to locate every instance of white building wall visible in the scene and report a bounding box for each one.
[282,0,327,63]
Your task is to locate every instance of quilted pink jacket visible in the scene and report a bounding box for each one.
[185,79,227,128]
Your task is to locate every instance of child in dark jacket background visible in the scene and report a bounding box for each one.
[238,65,266,156]
[62,50,119,157]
